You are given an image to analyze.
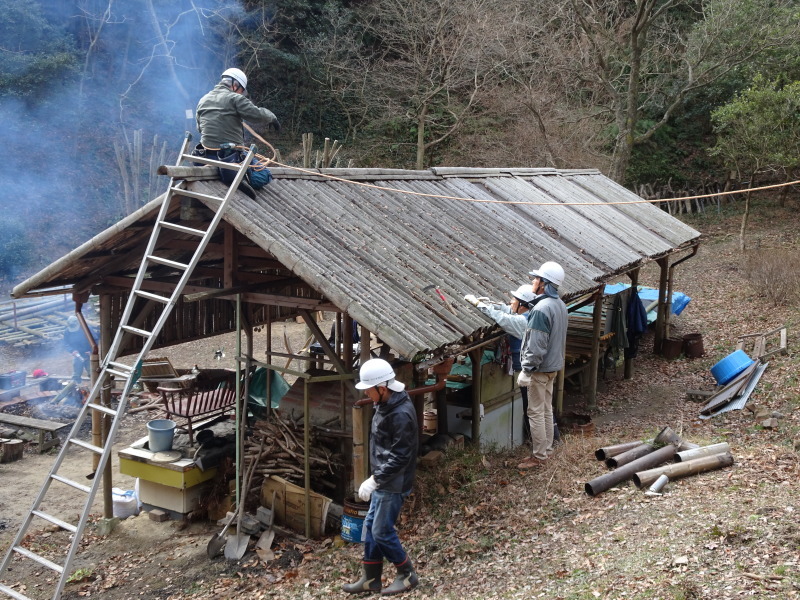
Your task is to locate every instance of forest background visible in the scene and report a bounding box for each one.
[1,0,799,294]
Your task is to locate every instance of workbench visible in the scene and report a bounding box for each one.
[0,413,70,452]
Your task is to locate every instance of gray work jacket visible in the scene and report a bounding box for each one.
[521,295,568,373]
[195,83,277,148]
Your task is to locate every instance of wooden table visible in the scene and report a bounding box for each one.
[0,413,71,452]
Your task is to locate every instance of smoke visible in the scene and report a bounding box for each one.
[0,0,246,288]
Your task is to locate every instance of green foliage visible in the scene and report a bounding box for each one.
[0,0,79,98]
[710,76,800,175]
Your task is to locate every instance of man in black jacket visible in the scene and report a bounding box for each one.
[343,358,419,596]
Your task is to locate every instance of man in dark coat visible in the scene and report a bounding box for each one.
[344,358,419,596]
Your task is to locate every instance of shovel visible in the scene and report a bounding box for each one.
[224,451,260,561]
[206,510,237,558]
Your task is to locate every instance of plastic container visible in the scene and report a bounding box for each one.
[341,498,370,543]
[0,371,26,390]
[112,488,140,519]
[146,419,176,452]
[710,350,754,386]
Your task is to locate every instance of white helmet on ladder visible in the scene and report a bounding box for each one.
[355,358,406,392]
[529,261,565,287]
[222,68,248,90]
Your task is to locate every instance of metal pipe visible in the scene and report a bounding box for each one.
[647,474,669,494]
[594,440,644,461]
[585,444,676,497]
[633,452,734,489]
[605,443,654,468]
[674,442,730,463]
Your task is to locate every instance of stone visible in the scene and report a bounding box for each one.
[760,418,778,429]
[418,450,443,468]
[95,517,120,536]
[148,509,169,522]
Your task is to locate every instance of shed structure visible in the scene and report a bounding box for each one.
[10,163,700,532]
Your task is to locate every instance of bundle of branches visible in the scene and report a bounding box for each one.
[244,414,344,499]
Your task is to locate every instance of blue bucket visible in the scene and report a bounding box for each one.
[146,419,176,452]
[710,350,754,386]
[341,498,369,543]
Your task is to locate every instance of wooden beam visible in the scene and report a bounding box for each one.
[224,223,237,289]
[299,309,359,400]
[157,165,218,179]
[588,290,603,410]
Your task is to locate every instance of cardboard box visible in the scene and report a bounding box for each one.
[261,475,332,538]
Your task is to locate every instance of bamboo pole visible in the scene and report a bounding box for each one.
[633,452,734,488]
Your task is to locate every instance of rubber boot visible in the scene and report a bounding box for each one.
[343,560,383,594]
[381,557,418,596]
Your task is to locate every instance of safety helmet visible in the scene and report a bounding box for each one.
[221,68,248,90]
[66,315,80,332]
[355,358,406,392]
[529,261,565,287]
[510,284,535,304]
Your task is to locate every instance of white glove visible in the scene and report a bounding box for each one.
[464,294,480,306]
[358,476,377,502]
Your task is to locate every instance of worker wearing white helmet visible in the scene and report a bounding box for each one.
[463,285,560,444]
[344,358,419,596]
[517,261,568,469]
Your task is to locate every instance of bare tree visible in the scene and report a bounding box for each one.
[567,0,800,182]
[359,0,507,169]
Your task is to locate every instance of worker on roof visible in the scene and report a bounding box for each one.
[344,358,419,596]
[517,261,568,470]
[464,285,560,446]
[194,68,280,197]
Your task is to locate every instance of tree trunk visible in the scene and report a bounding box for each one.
[739,189,751,253]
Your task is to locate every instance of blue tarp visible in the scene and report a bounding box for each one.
[601,283,691,324]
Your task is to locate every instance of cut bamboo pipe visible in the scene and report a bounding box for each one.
[585,444,676,497]
[633,452,734,488]
[594,440,644,461]
[605,443,654,468]
[674,442,730,462]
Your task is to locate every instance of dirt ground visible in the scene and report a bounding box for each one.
[1,198,799,599]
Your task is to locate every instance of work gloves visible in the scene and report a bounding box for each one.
[358,476,377,502]
[270,119,281,134]
[464,294,487,309]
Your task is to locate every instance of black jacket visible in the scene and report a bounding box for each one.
[370,390,418,494]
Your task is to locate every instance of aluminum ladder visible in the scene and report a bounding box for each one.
[0,133,256,600]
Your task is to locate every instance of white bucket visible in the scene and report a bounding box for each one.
[146,419,176,452]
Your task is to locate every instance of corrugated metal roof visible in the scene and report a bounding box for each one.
[12,167,699,360]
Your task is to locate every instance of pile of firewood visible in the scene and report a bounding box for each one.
[244,415,343,497]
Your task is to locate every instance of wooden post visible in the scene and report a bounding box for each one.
[654,257,669,354]
[624,269,640,379]
[555,367,565,417]
[353,324,372,495]
[469,349,482,446]
[588,290,603,409]
[342,314,353,430]
[265,315,272,418]
[99,294,113,519]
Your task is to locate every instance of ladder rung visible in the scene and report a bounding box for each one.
[134,289,172,304]
[12,546,64,574]
[121,325,152,338]
[0,582,32,600]
[87,402,117,417]
[31,510,77,533]
[106,368,132,380]
[158,221,207,237]
[67,439,104,455]
[170,186,225,204]
[146,254,189,270]
[107,361,133,372]
[51,474,91,493]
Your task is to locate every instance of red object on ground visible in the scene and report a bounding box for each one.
[32,369,48,378]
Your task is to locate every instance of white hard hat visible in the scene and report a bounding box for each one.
[510,284,535,304]
[221,68,248,90]
[529,261,565,287]
[355,358,406,392]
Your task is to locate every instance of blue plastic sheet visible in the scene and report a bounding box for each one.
[601,283,691,323]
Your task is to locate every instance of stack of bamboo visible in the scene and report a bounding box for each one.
[585,426,734,496]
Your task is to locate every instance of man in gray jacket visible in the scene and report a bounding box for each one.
[195,68,280,197]
[518,261,568,469]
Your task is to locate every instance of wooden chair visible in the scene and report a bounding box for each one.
[157,383,237,445]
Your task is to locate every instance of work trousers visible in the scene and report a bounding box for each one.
[362,489,410,566]
[520,370,557,460]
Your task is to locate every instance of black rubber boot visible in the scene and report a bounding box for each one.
[238,180,256,199]
[381,557,418,596]
[343,560,383,594]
